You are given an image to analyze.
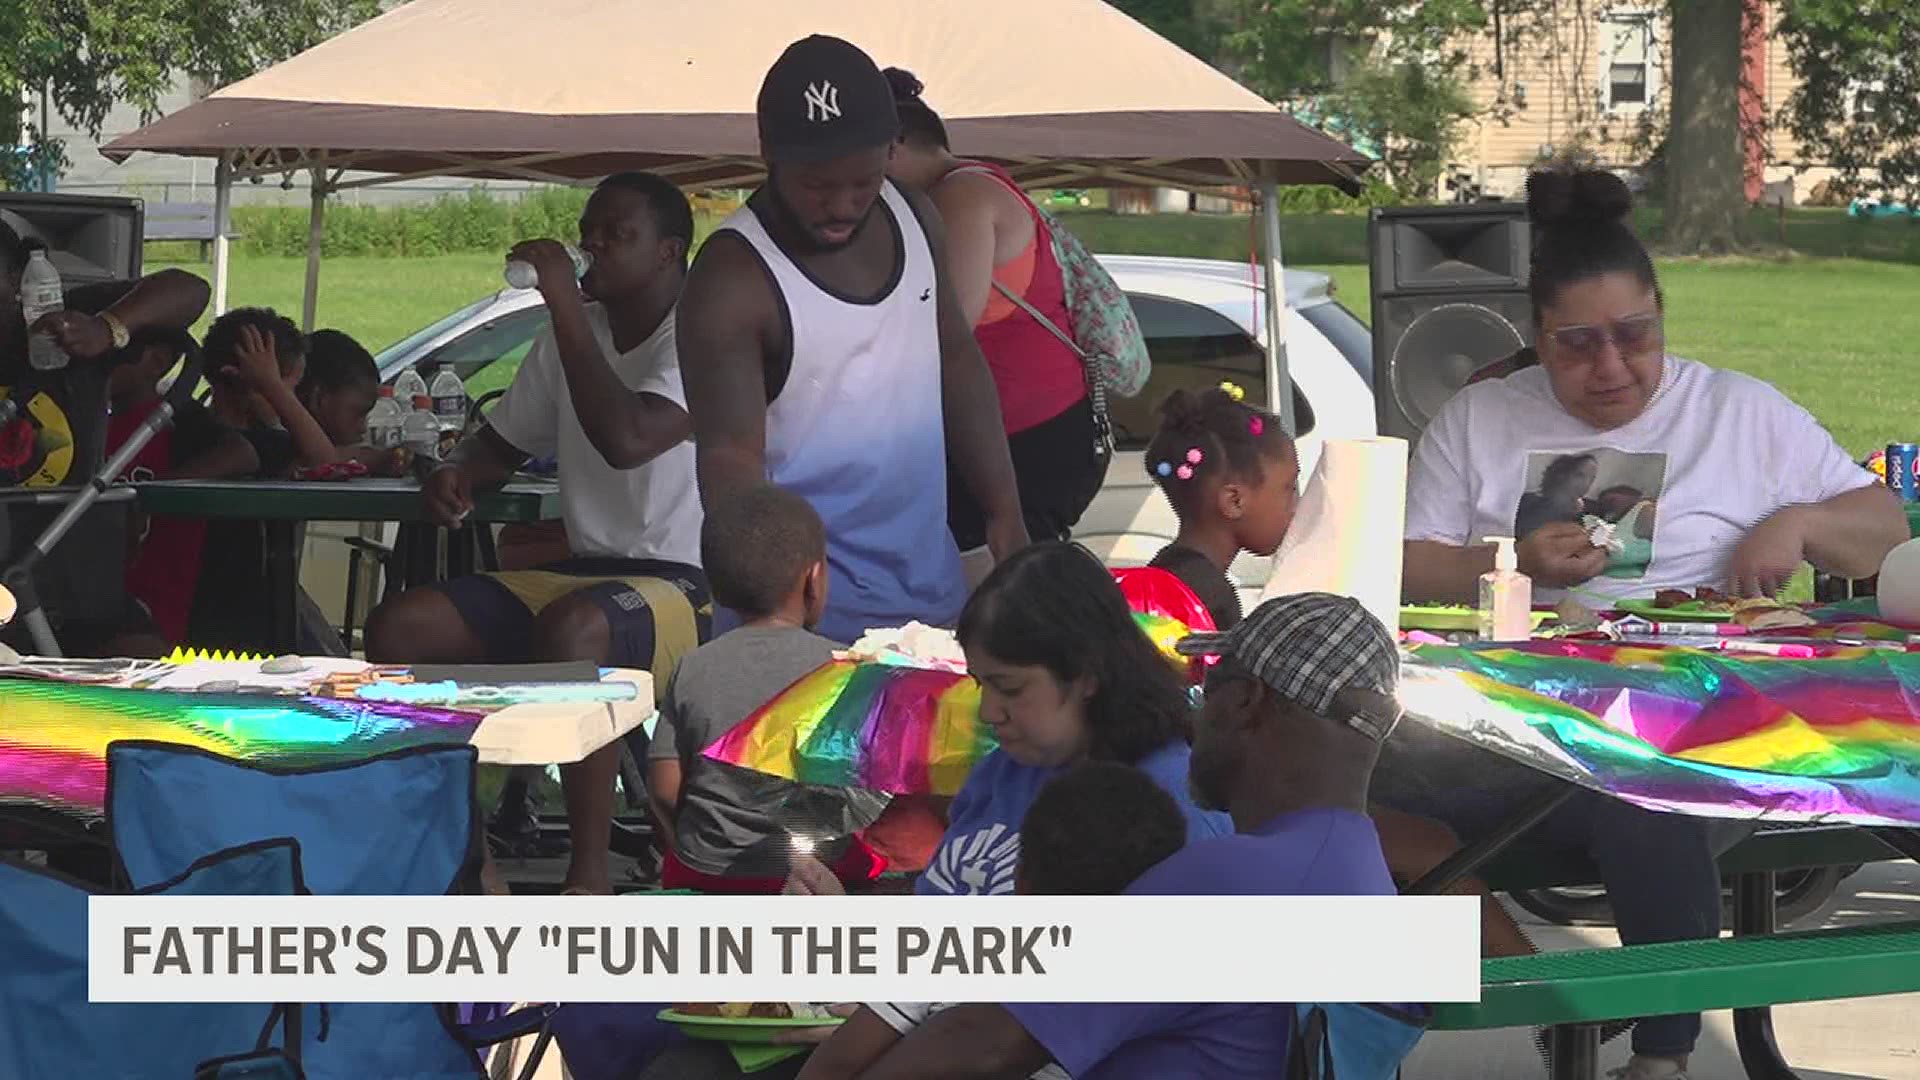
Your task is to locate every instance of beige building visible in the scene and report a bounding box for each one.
[1447,0,1833,204]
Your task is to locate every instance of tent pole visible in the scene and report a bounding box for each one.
[1258,170,1296,436]
[301,167,328,333]
[211,155,233,316]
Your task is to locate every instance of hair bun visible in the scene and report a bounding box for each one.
[1525,167,1633,228]
[882,67,925,102]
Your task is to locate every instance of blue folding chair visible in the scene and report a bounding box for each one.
[106,741,491,1079]
[0,837,306,1077]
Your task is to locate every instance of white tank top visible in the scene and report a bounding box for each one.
[716,181,966,643]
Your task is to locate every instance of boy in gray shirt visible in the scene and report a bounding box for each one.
[645,485,887,890]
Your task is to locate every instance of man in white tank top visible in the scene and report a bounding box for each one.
[679,34,1026,645]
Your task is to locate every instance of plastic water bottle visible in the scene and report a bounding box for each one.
[392,366,429,405]
[505,245,592,290]
[21,250,67,371]
[429,368,469,432]
[401,394,440,457]
[366,386,404,449]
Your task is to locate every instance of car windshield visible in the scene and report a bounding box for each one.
[374,294,502,372]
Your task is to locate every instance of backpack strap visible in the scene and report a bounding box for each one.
[989,278,1114,456]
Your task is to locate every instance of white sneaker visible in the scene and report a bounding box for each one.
[1607,1055,1690,1080]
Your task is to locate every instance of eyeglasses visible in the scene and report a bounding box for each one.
[1544,312,1662,357]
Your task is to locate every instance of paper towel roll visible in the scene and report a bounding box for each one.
[1261,437,1409,632]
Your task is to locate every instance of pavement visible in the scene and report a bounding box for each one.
[1404,859,1920,1079]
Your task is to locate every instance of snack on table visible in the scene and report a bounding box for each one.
[1731,597,1816,631]
[844,622,967,671]
[1651,587,1733,613]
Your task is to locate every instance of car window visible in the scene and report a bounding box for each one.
[1111,292,1314,449]
[413,306,554,400]
[1300,300,1374,387]
[373,294,499,369]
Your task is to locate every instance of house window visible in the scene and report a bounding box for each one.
[1603,13,1656,112]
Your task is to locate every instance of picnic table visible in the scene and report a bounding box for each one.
[132,477,560,653]
[1394,634,1920,1080]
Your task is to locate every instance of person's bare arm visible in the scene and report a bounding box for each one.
[927,172,1008,328]
[792,1007,905,1080]
[902,185,1025,560]
[1798,485,1908,578]
[445,425,527,491]
[645,758,682,856]
[227,325,348,469]
[511,240,691,469]
[39,270,212,362]
[1731,485,1908,595]
[1403,523,1608,604]
[1401,540,1495,605]
[678,233,778,512]
[857,1004,1051,1080]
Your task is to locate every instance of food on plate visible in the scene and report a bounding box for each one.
[673,1002,839,1021]
[1554,597,1603,632]
[1650,587,1733,612]
[1730,597,1816,631]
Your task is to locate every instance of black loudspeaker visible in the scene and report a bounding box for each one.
[0,192,144,285]
[1369,205,1532,442]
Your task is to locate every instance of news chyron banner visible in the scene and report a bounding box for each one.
[90,896,1479,1003]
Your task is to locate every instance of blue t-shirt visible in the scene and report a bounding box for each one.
[1005,808,1393,1078]
[916,742,1230,896]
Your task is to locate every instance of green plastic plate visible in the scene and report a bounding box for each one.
[1614,599,1737,623]
[1400,605,1556,632]
[656,1009,844,1044]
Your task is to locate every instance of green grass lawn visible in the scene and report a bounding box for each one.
[156,207,1920,459]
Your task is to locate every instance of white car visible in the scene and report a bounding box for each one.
[302,256,1375,626]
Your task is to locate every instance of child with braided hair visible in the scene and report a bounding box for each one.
[1147,384,1543,966]
[1143,384,1299,629]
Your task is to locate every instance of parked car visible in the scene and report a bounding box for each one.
[301,256,1375,627]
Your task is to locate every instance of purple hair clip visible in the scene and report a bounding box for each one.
[1249,416,1265,437]
[1154,461,1173,478]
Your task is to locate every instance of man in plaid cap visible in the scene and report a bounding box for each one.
[867,594,1409,1079]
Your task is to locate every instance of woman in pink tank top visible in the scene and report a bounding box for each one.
[884,69,1109,554]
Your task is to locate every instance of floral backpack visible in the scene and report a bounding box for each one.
[989,203,1153,454]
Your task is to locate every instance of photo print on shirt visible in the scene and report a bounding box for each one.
[1514,448,1668,580]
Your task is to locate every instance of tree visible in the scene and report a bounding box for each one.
[1662,0,1749,253]
[0,0,381,188]
[1776,1,1920,206]
[1112,0,1492,198]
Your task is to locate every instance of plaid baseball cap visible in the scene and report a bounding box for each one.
[1181,593,1401,737]
[757,35,899,163]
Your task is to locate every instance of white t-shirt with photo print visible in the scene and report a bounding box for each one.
[866,1002,1070,1080]
[1404,354,1875,603]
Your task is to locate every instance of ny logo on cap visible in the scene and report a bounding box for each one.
[804,80,841,122]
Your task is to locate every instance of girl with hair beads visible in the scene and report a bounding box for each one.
[1143,384,1298,629]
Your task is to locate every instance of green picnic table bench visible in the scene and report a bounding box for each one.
[1426,821,1920,1080]
[1430,921,1920,1078]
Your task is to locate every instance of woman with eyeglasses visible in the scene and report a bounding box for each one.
[1385,168,1907,1080]
[1401,167,1903,605]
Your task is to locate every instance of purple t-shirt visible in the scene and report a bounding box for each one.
[917,742,1231,896]
[1005,808,1393,1078]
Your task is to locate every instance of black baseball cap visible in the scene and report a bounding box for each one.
[757,35,899,164]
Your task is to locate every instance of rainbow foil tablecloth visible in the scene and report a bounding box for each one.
[1401,641,1920,826]
[0,680,481,819]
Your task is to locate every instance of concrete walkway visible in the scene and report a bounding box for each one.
[1404,860,1920,1080]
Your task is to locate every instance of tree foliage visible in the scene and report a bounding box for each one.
[1776,0,1920,205]
[0,0,380,188]
[1112,0,1491,197]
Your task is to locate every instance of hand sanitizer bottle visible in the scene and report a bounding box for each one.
[1478,536,1533,642]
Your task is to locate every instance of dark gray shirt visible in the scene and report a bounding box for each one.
[650,625,882,877]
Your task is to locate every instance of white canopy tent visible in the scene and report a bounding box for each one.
[105,0,1368,433]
